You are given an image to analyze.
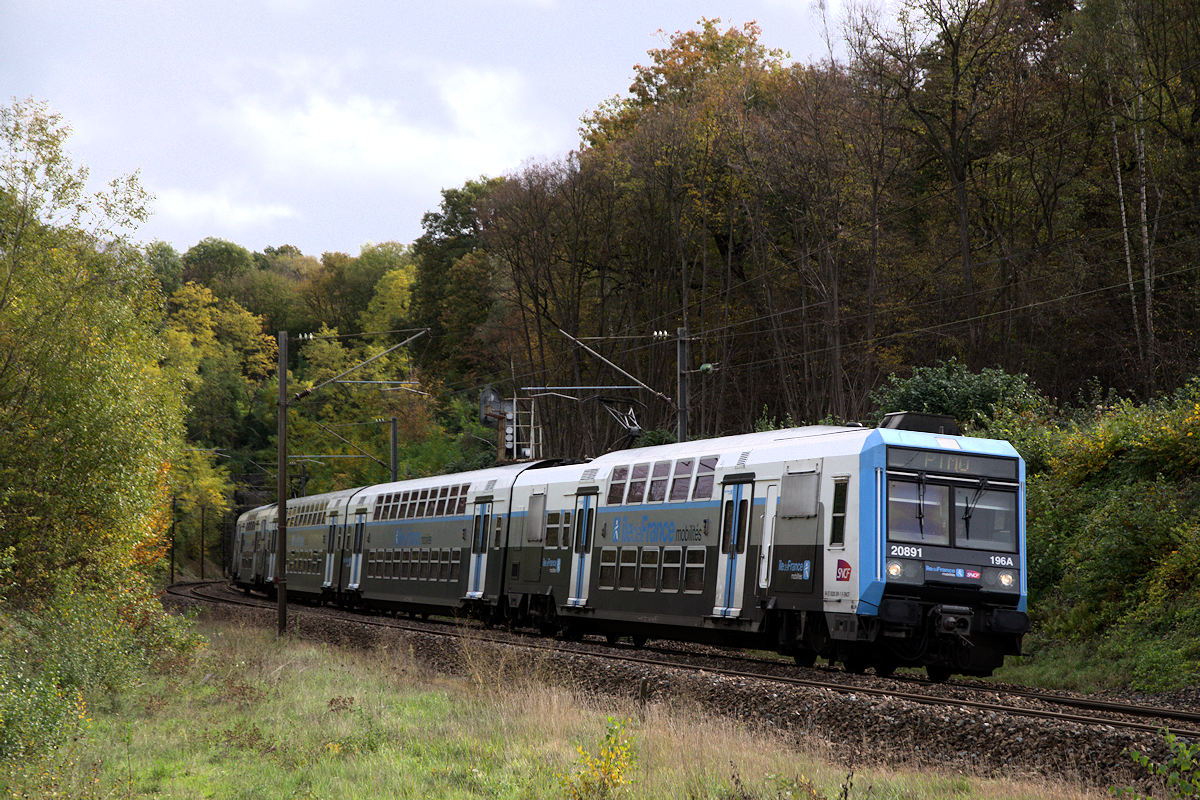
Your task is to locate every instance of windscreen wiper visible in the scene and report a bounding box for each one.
[916,472,927,539]
[961,477,988,539]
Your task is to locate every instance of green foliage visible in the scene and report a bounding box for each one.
[1118,730,1200,799]
[870,358,1048,428]
[632,429,677,448]
[181,236,254,287]
[145,240,183,293]
[1019,381,1200,690]
[754,406,798,432]
[0,98,201,771]
[0,580,201,769]
[164,282,276,449]
[558,717,636,800]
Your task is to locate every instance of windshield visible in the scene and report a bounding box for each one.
[886,480,950,546]
[955,487,1018,552]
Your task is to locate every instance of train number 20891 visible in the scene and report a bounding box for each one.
[889,544,923,558]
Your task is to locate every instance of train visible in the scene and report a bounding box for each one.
[231,413,1029,681]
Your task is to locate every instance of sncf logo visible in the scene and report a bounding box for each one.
[835,559,852,582]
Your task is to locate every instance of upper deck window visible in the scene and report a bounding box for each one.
[607,466,628,505]
[647,461,671,502]
[626,463,650,504]
[669,459,694,501]
[692,456,718,500]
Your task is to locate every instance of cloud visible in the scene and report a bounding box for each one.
[222,62,562,190]
[153,186,297,229]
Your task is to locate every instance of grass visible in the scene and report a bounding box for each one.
[10,619,1113,800]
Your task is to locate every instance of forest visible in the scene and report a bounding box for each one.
[2,0,1200,775]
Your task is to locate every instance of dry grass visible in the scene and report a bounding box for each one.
[17,618,1117,799]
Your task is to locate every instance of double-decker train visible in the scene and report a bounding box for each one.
[232,414,1028,680]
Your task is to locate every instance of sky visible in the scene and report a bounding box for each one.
[2,1,851,258]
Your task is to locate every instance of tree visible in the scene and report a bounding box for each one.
[164,282,277,448]
[0,98,182,597]
[181,236,254,288]
[410,178,505,381]
[145,240,183,293]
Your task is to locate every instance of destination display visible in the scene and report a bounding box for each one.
[886,447,1018,481]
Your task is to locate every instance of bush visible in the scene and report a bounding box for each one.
[0,579,202,767]
[559,717,636,800]
[871,358,1048,429]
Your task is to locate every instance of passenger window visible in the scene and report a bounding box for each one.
[647,461,671,502]
[607,466,628,505]
[669,459,694,501]
[692,456,718,500]
[684,548,706,592]
[598,547,618,589]
[639,548,660,591]
[450,548,462,581]
[545,511,559,547]
[618,548,638,590]
[661,547,682,591]
[626,463,650,504]
[830,478,848,547]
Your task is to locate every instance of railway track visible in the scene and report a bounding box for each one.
[167,580,1200,741]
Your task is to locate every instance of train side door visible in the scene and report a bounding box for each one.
[252,521,264,581]
[322,512,338,588]
[713,480,753,617]
[334,510,353,593]
[756,482,780,592]
[566,492,597,607]
[347,510,366,590]
[466,500,492,599]
[265,521,278,586]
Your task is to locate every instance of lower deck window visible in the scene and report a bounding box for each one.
[684,547,705,592]
[638,548,659,591]
[598,547,617,589]
[618,548,637,590]
[661,547,682,592]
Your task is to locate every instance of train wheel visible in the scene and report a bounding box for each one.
[925,664,952,683]
[844,656,868,675]
[605,633,621,645]
[631,635,647,649]
[874,661,896,678]
[793,650,817,668]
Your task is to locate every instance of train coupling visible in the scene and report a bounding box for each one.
[932,604,973,635]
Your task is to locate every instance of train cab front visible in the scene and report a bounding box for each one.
[873,442,1029,679]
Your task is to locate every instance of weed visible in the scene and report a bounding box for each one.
[1116,729,1200,799]
[559,716,636,800]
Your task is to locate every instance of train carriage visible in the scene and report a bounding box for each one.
[231,503,276,594]
[233,415,1028,679]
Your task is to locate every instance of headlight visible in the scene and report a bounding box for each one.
[885,558,924,585]
[983,567,1020,591]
